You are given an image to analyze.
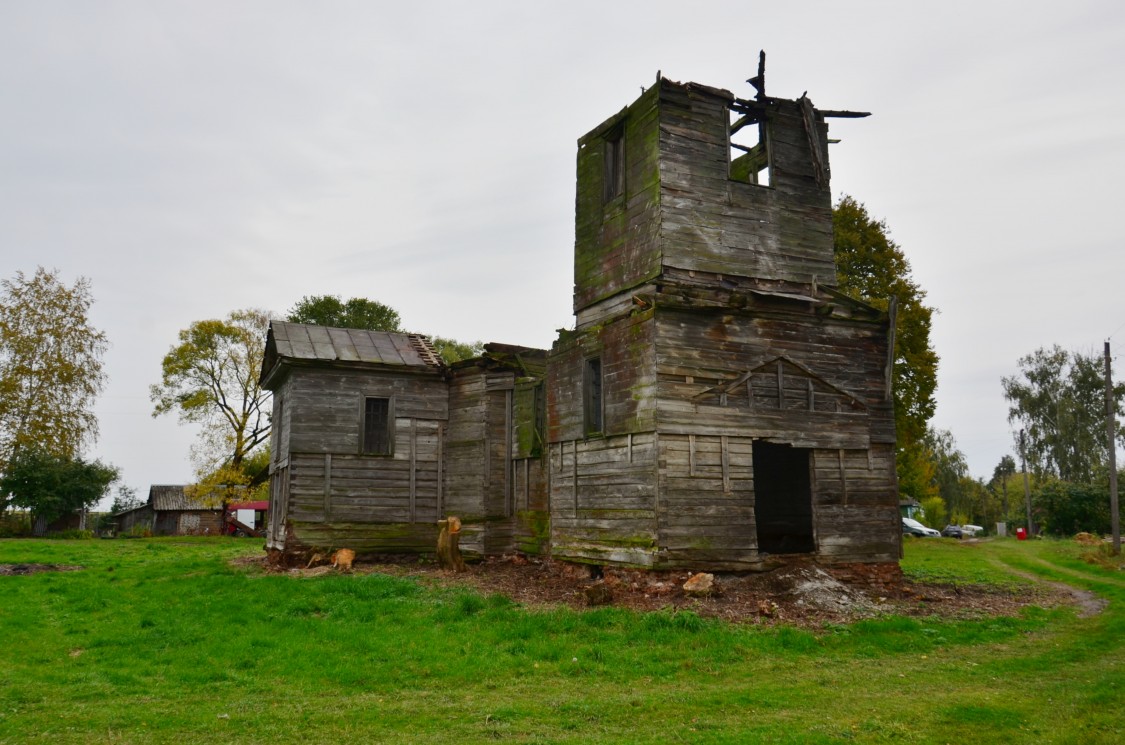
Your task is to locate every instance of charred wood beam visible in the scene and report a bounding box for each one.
[747,50,766,99]
[819,109,871,119]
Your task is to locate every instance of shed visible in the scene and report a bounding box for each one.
[260,322,447,556]
[112,485,223,536]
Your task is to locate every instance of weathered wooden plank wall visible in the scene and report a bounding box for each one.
[269,366,447,555]
[548,433,659,566]
[285,369,446,454]
[656,433,758,568]
[657,81,836,289]
[573,87,663,317]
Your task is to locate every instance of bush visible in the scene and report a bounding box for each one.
[0,511,32,537]
[49,529,95,540]
[1034,481,1110,536]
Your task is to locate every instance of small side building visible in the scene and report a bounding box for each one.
[260,322,448,557]
[113,485,223,536]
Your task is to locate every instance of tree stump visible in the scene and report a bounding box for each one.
[437,516,466,572]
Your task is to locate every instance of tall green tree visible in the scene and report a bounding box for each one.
[1002,345,1125,483]
[0,448,117,531]
[924,427,970,517]
[0,267,108,468]
[989,455,1018,521]
[287,295,402,331]
[833,196,939,494]
[430,336,485,365]
[150,309,271,495]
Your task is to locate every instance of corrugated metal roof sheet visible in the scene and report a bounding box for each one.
[266,321,443,369]
[148,485,214,511]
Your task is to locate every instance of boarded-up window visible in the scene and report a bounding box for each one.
[584,358,603,436]
[362,397,393,455]
[603,126,624,202]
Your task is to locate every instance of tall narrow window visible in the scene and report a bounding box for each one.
[584,357,603,436]
[362,397,392,455]
[603,127,624,202]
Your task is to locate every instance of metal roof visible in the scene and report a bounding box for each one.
[148,485,215,511]
[261,321,443,386]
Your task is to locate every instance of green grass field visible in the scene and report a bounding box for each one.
[0,537,1122,744]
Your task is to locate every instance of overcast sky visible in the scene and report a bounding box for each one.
[2,1,1123,508]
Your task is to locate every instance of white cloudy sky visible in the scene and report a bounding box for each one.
[2,1,1122,507]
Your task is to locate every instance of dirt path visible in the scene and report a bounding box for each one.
[988,557,1111,618]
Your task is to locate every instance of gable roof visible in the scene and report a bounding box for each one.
[148,485,215,512]
[260,321,443,387]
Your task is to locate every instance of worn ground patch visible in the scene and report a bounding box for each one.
[0,563,84,576]
[263,553,1077,628]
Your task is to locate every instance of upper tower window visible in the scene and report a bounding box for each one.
[603,125,625,202]
[729,108,771,187]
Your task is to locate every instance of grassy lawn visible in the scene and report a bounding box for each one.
[0,537,1122,744]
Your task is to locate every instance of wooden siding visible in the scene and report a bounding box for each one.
[573,86,663,316]
[656,433,759,569]
[658,84,836,286]
[574,79,839,324]
[548,433,659,567]
[444,366,536,556]
[268,363,447,555]
[285,368,446,454]
[653,305,894,447]
[548,309,657,443]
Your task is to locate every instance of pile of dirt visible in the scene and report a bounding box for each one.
[272,553,1072,628]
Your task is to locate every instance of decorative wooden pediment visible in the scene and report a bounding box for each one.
[695,355,866,414]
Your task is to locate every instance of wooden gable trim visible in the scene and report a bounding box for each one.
[693,354,867,410]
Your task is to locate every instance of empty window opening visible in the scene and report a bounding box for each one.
[729,108,771,186]
[603,126,625,202]
[753,441,814,553]
[584,357,603,436]
[362,397,393,455]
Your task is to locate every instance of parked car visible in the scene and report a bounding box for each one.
[941,524,963,539]
[961,524,984,537]
[903,517,940,537]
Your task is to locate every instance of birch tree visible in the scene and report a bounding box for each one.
[0,267,108,469]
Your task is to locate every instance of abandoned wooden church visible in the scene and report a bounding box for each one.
[261,69,901,570]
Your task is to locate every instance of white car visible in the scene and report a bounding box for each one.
[961,524,984,537]
[902,517,941,537]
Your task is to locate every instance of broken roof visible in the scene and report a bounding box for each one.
[260,321,444,387]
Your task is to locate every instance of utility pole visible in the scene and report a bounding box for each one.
[1020,429,1034,536]
[1105,341,1120,555]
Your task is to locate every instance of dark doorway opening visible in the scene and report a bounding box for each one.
[753,441,814,554]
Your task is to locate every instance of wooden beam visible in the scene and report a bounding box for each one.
[323,454,332,522]
[409,418,417,523]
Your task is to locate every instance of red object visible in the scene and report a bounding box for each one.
[1016,528,1027,540]
[227,500,269,511]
